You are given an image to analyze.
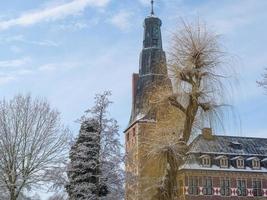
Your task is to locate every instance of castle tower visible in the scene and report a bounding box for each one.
[129,1,171,125]
[125,2,183,200]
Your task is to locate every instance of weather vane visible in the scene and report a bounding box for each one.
[151,0,154,16]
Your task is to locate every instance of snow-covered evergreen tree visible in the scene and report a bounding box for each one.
[66,119,108,200]
[84,91,124,200]
[66,91,124,200]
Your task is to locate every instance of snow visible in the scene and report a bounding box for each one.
[180,163,267,173]
[246,157,259,161]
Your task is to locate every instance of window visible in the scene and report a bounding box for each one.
[220,178,231,196]
[126,132,129,142]
[201,155,211,167]
[188,177,199,195]
[237,158,244,168]
[252,159,260,169]
[220,157,228,168]
[237,179,247,196]
[252,179,263,196]
[132,128,136,137]
[203,177,213,195]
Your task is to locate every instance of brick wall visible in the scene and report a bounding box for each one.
[179,170,267,199]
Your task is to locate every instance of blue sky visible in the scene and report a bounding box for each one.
[0,0,267,197]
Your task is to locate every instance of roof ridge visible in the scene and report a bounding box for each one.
[214,134,267,140]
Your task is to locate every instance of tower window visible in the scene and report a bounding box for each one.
[152,39,158,46]
[203,177,213,195]
[126,132,129,142]
[132,128,136,137]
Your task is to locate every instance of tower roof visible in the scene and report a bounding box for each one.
[126,5,172,128]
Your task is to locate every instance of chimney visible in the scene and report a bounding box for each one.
[132,73,139,106]
[202,128,214,140]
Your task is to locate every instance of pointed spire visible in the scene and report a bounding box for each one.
[151,0,154,16]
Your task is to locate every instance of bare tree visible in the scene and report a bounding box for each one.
[257,68,267,92]
[168,19,232,143]
[0,94,69,200]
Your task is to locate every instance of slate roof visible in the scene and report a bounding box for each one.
[179,134,267,172]
[189,134,267,156]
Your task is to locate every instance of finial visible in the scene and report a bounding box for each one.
[151,0,154,16]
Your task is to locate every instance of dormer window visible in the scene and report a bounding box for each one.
[229,141,242,150]
[252,158,260,169]
[215,155,229,168]
[247,157,261,169]
[220,157,229,168]
[262,158,267,168]
[200,155,211,167]
[237,158,244,169]
[231,156,245,169]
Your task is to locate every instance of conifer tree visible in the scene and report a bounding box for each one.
[66,119,108,199]
[66,91,124,200]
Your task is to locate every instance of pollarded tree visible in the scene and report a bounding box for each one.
[0,94,69,200]
[168,19,232,143]
[66,119,108,199]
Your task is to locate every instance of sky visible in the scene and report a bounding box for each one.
[0,0,267,198]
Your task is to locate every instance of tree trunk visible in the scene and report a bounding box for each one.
[182,96,198,143]
[10,188,16,200]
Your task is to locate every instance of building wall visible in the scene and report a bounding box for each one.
[178,170,267,200]
[125,100,184,200]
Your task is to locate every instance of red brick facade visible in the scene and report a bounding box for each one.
[178,170,267,199]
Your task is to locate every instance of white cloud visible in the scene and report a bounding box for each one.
[0,35,59,47]
[110,11,133,31]
[57,18,99,31]
[0,57,31,68]
[38,62,82,71]
[0,0,110,30]
[0,76,16,85]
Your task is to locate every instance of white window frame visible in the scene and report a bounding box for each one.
[220,157,229,168]
[201,155,211,167]
[252,158,261,169]
[236,158,245,169]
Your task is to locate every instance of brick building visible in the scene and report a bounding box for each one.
[177,128,267,199]
[125,2,267,200]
